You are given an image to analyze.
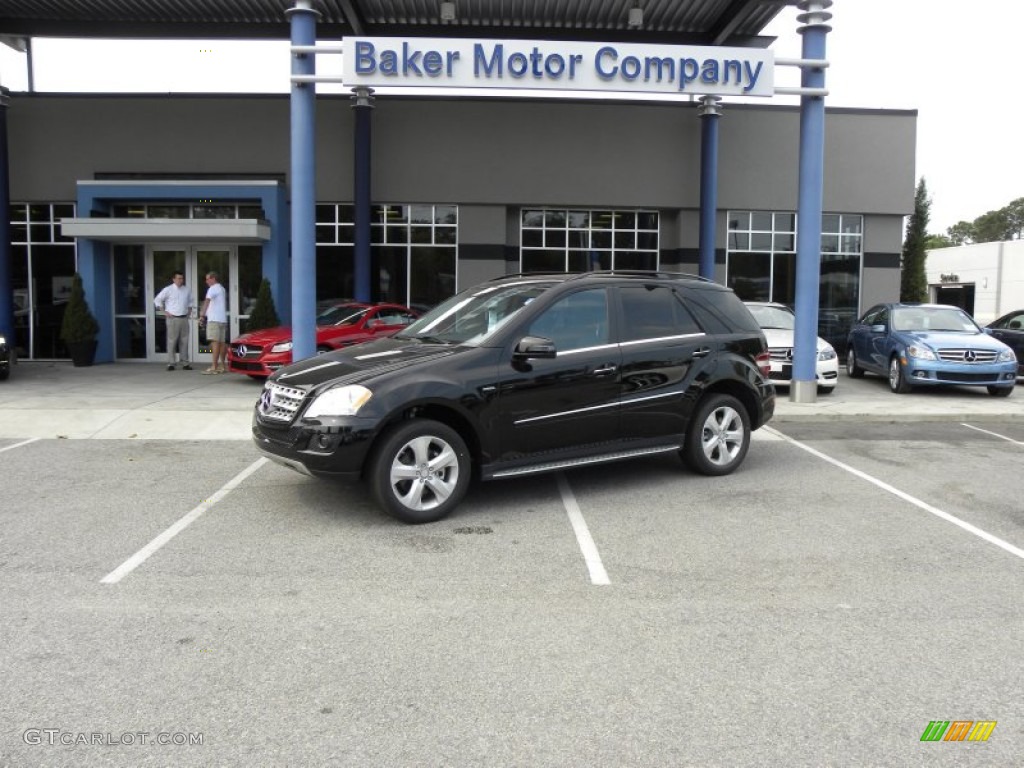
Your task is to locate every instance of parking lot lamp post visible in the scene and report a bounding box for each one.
[791,0,832,403]
[698,96,722,281]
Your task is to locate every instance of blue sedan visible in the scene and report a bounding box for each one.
[846,303,1017,396]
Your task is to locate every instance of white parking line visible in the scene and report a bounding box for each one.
[960,422,1024,446]
[764,426,1024,562]
[556,472,610,585]
[101,458,268,584]
[0,437,41,454]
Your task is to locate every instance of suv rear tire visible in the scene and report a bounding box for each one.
[369,419,470,524]
[682,394,750,476]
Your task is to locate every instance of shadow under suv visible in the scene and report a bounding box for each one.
[252,272,775,523]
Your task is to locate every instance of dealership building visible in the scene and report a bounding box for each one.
[0,0,916,367]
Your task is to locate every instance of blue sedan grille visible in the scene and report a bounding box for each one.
[936,348,999,363]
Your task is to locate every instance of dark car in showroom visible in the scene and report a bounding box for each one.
[228,302,419,379]
[0,330,11,380]
[846,302,1017,395]
[986,309,1024,379]
[251,271,775,523]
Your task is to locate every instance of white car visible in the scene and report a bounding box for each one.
[744,301,839,392]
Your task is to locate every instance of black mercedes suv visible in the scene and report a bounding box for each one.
[252,272,775,523]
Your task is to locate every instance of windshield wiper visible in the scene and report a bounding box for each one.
[411,333,451,344]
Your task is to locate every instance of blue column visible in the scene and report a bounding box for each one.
[0,89,13,348]
[698,96,722,281]
[351,87,375,304]
[791,0,832,403]
[287,1,318,362]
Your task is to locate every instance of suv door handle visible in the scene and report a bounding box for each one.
[592,365,618,375]
[692,347,711,358]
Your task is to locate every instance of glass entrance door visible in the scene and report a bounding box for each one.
[150,245,232,364]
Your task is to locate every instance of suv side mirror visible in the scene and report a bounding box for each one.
[514,335,556,359]
[870,324,885,333]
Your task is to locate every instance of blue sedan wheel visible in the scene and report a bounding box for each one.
[888,356,912,394]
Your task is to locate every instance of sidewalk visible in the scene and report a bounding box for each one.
[0,360,1021,440]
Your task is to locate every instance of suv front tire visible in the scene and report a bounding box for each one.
[369,419,471,524]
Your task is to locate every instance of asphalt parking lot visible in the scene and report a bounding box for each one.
[1,363,1023,765]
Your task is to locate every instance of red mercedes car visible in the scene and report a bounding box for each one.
[228,302,419,378]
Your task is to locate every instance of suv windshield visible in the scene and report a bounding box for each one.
[396,279,556,345]
[891,306,979,333]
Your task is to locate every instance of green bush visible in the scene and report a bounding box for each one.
[59,272,100,344]
[246,278,281,332]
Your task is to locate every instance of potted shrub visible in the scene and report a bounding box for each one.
[60,272,100,367]
[245,277,281,332]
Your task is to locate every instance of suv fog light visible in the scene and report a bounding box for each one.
[316,434,333,449]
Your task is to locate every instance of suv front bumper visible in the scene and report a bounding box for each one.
[251,412,381,478]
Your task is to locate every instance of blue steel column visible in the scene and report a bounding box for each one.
[0,88,13,348]
[698,96,722,281]
[791,0,832,403]
[351,87,374,303]
[287,1,319,362]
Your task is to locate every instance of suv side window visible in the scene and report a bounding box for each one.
[683,286,758,335]
[619,285,701,341]
[528,288,609,352]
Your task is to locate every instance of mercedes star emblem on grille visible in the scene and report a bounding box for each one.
[964,349,976,362]
[236,344,248,357]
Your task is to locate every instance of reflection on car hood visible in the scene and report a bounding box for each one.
[268,336,463,389]
[898,330,1010,349]
[233,326,291,345]
[761,328,830,352]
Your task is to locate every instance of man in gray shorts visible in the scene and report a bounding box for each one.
[199,271,229,373]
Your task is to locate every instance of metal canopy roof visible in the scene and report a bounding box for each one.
[0,1,790,47]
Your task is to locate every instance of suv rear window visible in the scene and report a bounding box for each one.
[619,285,702,340]
[682,286,761,335]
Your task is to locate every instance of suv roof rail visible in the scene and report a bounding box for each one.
[491,270,716,284]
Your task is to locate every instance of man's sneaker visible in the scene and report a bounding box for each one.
[167,365,175,371]
[182,364,193,370]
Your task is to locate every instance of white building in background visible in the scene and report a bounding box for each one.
[926,241,1024,324]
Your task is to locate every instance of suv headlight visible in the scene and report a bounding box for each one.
[998,348,1017,362]
[270,341,293,353]
[817,345,837,361]
[906,343,937,361]
[305,385,373,418]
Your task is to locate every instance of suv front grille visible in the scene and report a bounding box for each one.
[258,382,307,423]
[937,348,998,363]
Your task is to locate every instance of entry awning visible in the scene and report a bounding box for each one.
[60,217,271,243]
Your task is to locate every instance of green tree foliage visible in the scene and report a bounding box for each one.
[245,278,281,332]
[942,196,1024,244]
[924,233,952,250]
[945,221,975,246]
[900,178,929,303]
[59,273,100,344]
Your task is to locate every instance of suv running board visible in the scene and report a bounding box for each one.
[488,444,682,479]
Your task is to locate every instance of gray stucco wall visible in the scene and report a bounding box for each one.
[8,94,916,221]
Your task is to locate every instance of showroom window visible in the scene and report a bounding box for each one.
[726,210,863,351]
[110,202,265,219]
[316,203,457,310]
[520,208,659,273]
[9,203,78,360]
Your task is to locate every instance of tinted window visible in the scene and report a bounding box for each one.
[683,286,759,335]
[619,285,702,341]
[528,288,609,352]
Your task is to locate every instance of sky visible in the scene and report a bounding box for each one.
[0,0,1019,234]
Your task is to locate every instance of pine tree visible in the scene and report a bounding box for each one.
[59,272,100,344]
[245,278,281,331]
[900,178,930,302]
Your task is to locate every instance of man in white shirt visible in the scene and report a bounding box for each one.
[199,271,229,373]
[153,271,195,370]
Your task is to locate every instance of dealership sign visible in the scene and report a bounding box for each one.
[343,38,774,97]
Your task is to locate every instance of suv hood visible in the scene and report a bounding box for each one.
[269,336,463,389]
